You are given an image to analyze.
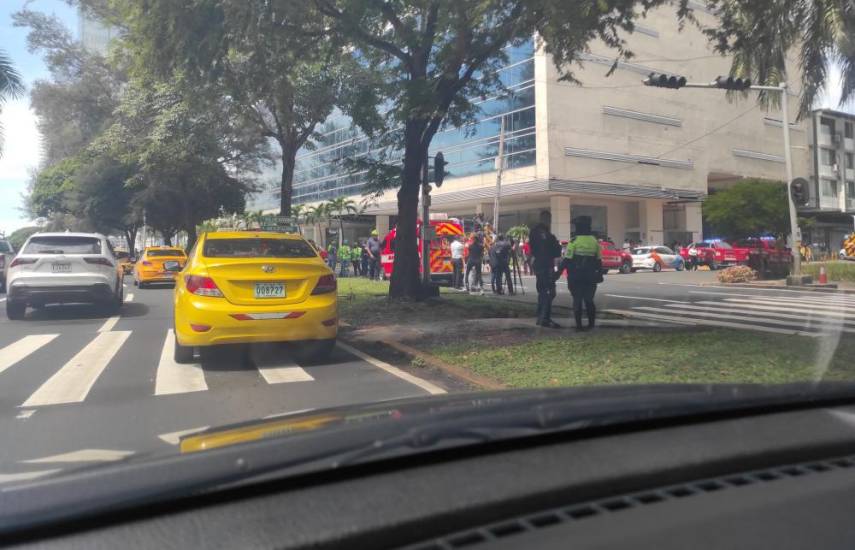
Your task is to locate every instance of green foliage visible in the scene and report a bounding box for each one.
[702,179,790,240]
[6,226,41,251]
[506,225,530,241]
[0,49,25,157]
[27,157,80,219]
[802,262,855,283]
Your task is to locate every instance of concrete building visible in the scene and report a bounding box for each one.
[803,109,855,254]
[251,3,810,248]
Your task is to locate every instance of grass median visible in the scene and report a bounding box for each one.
[426,328,855,387]
[802,261,855,283]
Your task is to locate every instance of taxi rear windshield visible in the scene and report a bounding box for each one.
[146,249,185,257]
[203,238,317,258]
[24,236,102,254]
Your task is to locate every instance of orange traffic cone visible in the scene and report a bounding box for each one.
[819,265,828,284]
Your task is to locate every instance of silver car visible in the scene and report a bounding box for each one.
[0,237,13,293]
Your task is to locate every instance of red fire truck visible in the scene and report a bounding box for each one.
[381,218,465,283]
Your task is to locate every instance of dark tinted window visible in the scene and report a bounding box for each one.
[146,249,185,257]
[0,241,12,253]
[203,238,317,258]
[24,236,102,254]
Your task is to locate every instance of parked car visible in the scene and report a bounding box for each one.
[5,232,123,320]
[732,237,792,277]
[600,240,633,274]
[679,240,750,270]
[0,236,13,293]
[631,245,684,272]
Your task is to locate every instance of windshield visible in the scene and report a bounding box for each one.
[23,236,102,254]
[1,0,854,519]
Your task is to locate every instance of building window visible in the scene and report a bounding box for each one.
[848,181,855,197]
[846,122,854,139]
[820,148,837,166]
[821,179,838,197]
[847,152,854,169]
[821,118,835,136]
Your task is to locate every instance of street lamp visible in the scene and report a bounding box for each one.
[644,74,803,278]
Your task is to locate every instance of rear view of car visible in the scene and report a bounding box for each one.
[5,232,123,320]
[172,232,337,363]
[134,247,187,288]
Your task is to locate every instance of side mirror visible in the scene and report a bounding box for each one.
[163,260,182,272]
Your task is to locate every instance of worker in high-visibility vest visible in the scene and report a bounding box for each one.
[563,216,602,331]
[338,241,352,277]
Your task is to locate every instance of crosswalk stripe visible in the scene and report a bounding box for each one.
[0,334,59,376]
[690,289,855,305]
[154,330,208,396]
[724,297,855,311]
[257,359,314,384]
[663,303,855,329]
[125,293,134,302]
[716,299,855,318]
[97,316,120,332]
[22,331,132,407]
[605,308,821,337]
[635,306,855,334]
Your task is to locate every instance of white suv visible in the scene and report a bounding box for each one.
[5,232,123,320]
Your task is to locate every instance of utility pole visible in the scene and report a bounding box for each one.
[492,116,506,234]
[421,150,431,286]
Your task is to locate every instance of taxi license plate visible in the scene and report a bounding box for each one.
[255,282,285,298]
[52,263,71,273]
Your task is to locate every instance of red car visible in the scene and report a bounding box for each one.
[732,237,792,277]
[559,240,633,275]
[680,240,750,270]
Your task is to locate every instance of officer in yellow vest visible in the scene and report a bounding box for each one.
[564,216,602,331]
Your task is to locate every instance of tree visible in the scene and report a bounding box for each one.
[702,180,791,240]
[326,197,357,246]
[7,226,40,251]
[0,49,25,157]
[306,203,330,244]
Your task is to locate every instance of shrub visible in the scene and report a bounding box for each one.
[717,265,758,283]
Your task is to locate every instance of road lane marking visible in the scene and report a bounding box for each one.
[16,410,35,419]
[22,449,134,464]
[606,308,820,337]
[97,316,120,332]
[688,290,855,305]
[158,426,210,445]
[0,334,58,376]
[0,469,62,484]
[0,297,6,303]
[634,306,855,334]
[257,358,314,384]
[662,303,855,329]
[336,341,446,395]
[684,285,855,298]
[125,293,134,302]
[714,299,855,318]
[22,331,132,407]
[722,297,855,312]
[605,294,686,303]
[154,330,208,396]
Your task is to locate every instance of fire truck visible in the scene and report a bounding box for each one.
[380,216,465,284]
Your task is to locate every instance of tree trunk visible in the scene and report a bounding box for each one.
[124,226,138,253]
[186,225,198,252]
[389,120,428,300]
[279,142,298,217]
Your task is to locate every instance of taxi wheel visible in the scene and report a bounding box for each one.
[5,301,26,321]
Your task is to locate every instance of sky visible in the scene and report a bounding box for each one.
[0,0,76,235]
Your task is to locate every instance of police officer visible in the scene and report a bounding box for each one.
[529,211,562,328]
[563,216,602,331]
[339,240,351,277]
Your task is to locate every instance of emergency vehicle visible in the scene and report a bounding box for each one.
[840,233,855,260]
[381,216,464,283]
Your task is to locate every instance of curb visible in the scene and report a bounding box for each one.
[377,339,507,391]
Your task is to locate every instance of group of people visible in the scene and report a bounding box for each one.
[530,212,602,332]
[325,230,384,280]
[449,233,517,295]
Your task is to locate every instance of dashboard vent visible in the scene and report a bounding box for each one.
[403,454,855,550]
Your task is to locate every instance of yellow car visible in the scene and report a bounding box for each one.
[172,231,337,363]
[114,249,134,275]
[134,246,187,288]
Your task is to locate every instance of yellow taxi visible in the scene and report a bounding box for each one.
[133,246,187,288]
[172,231,337,363]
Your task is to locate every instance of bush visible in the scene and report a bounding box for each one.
[802,262,855,283]
[716,265,758,283]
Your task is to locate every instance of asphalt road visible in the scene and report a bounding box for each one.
[0,280,441,485]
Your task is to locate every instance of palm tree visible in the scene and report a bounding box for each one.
[0,50,25,158]
[290,204,306,235]
[306,203,330,243]
[327,197,358,246]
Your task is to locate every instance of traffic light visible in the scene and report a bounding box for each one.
[714,76,752,91]
[790,177,810,206]
[434,151,448,187]
[643,72,687,89]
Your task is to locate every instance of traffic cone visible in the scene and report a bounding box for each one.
[819,265,828,284]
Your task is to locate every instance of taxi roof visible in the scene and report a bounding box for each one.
[205,231,303,240]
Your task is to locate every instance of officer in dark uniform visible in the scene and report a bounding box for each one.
[563,216,602,331]
[529,211,562,328]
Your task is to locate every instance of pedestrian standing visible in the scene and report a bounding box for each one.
[522,238,532,275]
[339,240,351,277]
[563,216,602,331]
[351,240,362,276]
[529,212,562,328]
[688,245,698,271]
[493,233,513,295]
[327,242,338,272]
[366,230,382,280]
[450,236,465,290]
[465,234,485,295]
[488,242,500,294]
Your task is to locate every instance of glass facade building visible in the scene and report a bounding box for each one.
[249,41,535,209]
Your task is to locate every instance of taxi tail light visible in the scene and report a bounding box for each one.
[9,257,36,268]
[84,257,114,267]
[185,275,223,297]
[311,274,337,295]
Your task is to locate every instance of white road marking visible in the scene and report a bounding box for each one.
[0,297,6,303]
[634,306,855,334]
[685,285,855,299]
[722,297,855,312]
[16,410,35,419]
[22,449,134,464]
[22,331,132,407]
[257,357,314,384]
[0,334,58,376]
[606,308,821,337]
[688,289,855,304]
[713,300,855,319]
[125,293,134,302]
[263,408,315,419]
[0,469,62,484]
[605,294,686,303]
[337,341,447,395]
[158,426,210,445]
[97,316,120,332]
[154,330,208,396]
[662,303,855,329]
